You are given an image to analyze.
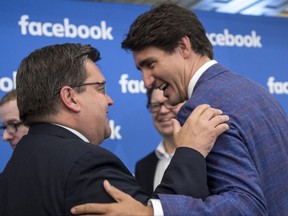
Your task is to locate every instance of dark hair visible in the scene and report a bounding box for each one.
[16,43,101,125]
[122,2,213,59]
[0,89,17,106]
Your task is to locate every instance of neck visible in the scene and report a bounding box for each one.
[183,54,211,96]
[163,136,176,154]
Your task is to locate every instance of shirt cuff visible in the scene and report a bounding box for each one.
[148,199,164,216]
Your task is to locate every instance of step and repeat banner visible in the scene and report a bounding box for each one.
[0,0,287,173]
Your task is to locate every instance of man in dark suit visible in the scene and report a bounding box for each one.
[0,43,229,216]
[71,3,288,216]
[135,87,184,196]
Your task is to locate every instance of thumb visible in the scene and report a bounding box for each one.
[171,118,181,136]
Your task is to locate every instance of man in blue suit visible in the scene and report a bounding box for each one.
[71,3,288,216]
[0,43,229,216]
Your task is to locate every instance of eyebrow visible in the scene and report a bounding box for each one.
[136,58,155,70]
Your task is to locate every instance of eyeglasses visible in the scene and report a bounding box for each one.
[55,81,106,95]
[0,122,24,135]
[71,81,106,94]
[147,101,176,113]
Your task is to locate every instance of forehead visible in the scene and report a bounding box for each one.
[85,59,105,81]
[0,99,20,123]
[133,47,165,65]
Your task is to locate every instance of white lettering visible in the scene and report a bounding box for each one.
[119,74,146,94]
[18,15,29,35]
[42,22,53,37]
[109,120,122,140]
[207,29,262,48]
[0,71,17,92]
[29,21,42,36]
[267,76,288,94]
[18,15,113,40]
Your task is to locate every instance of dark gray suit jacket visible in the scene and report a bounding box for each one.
[135,151,158,196]
[0,123,209,216]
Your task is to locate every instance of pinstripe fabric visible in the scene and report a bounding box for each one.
[159,64,288,216]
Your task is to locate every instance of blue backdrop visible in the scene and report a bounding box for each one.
[0,0,287,173]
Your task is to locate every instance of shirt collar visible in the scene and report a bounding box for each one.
[155,140,175,160]
[53,123,90,142]
[187,60,217,98]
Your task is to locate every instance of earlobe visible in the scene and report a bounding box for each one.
[59,87,81,112]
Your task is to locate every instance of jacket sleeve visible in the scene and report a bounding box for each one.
[64,148,149,215]
[153,147,209,199]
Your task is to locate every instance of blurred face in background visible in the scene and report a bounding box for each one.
[149,88,184,138]
[0,99,29,149]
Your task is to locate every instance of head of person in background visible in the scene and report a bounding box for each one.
[0,89,29,149]
[147,87,185,154]
[135,87,185,195]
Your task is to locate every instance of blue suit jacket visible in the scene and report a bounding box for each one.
[159,63,288,215]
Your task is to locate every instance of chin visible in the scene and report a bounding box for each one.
[105,130,112,139]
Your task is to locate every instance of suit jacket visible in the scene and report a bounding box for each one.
[0,123,209,216]
[159,63,288,215]
[135,151,158,196]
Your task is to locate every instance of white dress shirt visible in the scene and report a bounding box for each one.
[153,140,175,190]
[52,123,89,142]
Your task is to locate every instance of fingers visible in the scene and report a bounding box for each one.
[214,118,230,133]
[70,180,130,215]
[171,118,181,136]
[210,114,229,128]
[190,104,211,119]
[199,106,223,121]
[103,180,129,203]
[186,104,220,124]
[71,203,106,215]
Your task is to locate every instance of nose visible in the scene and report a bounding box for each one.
[2,129,13,141]
[106,94,114,106]
[142,71,155,89]
[158,104,170,114]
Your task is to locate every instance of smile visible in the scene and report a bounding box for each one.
[158,82,168,91]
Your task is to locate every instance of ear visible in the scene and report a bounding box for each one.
[178,36,192,58]
[59,86,81,113]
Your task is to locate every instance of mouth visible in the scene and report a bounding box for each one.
[158,82,168,91]
[158,117,172,123]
